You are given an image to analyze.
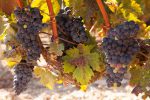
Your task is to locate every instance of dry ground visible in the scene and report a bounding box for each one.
[0,65,149,100]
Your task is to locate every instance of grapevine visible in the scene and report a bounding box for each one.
[14,6,46,61]
[0,0,150,99]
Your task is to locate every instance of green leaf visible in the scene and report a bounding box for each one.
[48,42,64,56]
[81,44,94,55]
[73,65,94,85]
[63,61,75,73]
[34,67,56,89]
[87,52,100,72]
[65,47,80,58]
[63,44,105,85]
[130,65,150,88]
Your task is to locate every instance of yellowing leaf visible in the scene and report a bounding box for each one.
[34,67,56,89]
[4,55,22,68]
[0,15,11,41]
[73,65,94,85]
[51,0,60,14]
[31,0,60,22]
[131,0,142,14]
[80,85,88,91]
[56,80,63,84]
[64,0,70,6]
[118,0,143,22]
[39,3,50,23]
[105,0,118,12]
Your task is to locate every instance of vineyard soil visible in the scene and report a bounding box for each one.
[0,64,149,100]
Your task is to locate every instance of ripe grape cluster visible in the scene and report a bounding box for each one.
[56,7,89,49]
[14,6,45,61]
[106,64,127,87]
[102,21,140,65]
[102,21,140,87]
[102,37,140,65]
[108,21,139,39]
[13,60,34,95]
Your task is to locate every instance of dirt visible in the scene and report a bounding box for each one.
[0,65,149,100]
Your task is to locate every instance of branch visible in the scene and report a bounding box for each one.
[96,0,110,31]
[16,0,23,8]
[40,31,77,45]
[46,0,58,41]
[58,37,78,45]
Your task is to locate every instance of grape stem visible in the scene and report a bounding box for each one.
[37,35,60,67]
[16,0,23,8]
[39,32,78,45]
[96,0,110,30]
[46,0,58,41]
[139,52,149,59]
[90,21,97,33]
[59,37,78,45]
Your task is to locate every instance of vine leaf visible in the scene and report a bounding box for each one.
[63,44,104,85]
[65,47,80,58]
[34,67,56,89]
[109,0,143,26]
[68,0,104,29]
[130,65,150,88]
[87,52,100,72]
[63,61,75,73]
[0,15,13,41]
[80,85,88,91]
[4,55,22,68]
[145,26,150,38]
[31,0,60,22]
[73,65,94,85]
[64,0,70,6]
[105,0,118,13]
[118,0,143,21]
[48,42,64,56]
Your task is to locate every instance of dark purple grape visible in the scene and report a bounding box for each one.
[105,64,127,87]
[13,60,34,95]
[56,7,89,49]
[14,6,46,61]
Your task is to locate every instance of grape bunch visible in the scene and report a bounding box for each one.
[106,64,127,87]
[102,21,140,87]
[14,6,45,61]
[13,60,34,95]
[102,37,140,65]
[102,21,140,65]
[108,21,139,39]
[56,7,89,49]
